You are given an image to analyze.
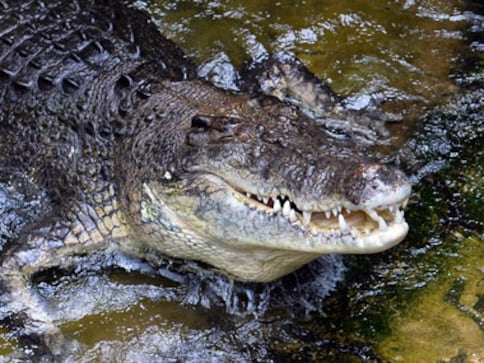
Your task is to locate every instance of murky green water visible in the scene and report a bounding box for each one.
[0,0,482,361]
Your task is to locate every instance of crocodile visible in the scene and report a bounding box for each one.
[0,0,410,356]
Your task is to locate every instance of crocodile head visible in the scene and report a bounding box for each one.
[123,81,411,282]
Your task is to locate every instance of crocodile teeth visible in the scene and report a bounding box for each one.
[377,215,388,231]
[282,200,291,217]
[338,214,350,231]
[366,209,380,223]
[163,171,172,180]
[273,199,282,213]
[238,188,408,234]
[303,211,312,226]
[365,208,390,231]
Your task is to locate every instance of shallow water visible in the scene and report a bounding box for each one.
[0,0,482,361]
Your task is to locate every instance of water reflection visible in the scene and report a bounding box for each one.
[48,253,345,361]
[153,0,475,105]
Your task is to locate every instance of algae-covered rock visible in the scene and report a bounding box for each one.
[379,235,483,362]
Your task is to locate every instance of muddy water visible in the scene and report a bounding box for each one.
[0,0,482,361]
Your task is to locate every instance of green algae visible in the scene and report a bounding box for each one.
[0,329,13,358]
[379,235,483,362]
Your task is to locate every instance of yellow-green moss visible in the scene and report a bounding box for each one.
[379,235,484,362]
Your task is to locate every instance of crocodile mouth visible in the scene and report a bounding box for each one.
[233,188,409,236]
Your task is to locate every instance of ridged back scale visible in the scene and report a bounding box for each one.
[0,0,196,204]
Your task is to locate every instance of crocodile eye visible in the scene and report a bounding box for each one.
[191,116,210,129]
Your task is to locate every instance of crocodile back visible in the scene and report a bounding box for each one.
[0,0,194,100]
[0,0,196,202]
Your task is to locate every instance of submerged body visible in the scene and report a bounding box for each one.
[0,0,410,356]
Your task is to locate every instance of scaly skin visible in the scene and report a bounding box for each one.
[0,0,410,357]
